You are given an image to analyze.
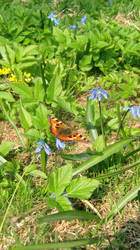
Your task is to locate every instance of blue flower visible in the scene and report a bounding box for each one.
[128,6,130,11]
[47,11,57,21]
[124,145,127,150]
[79,15,87,25]
[51,192,56,199]
[54,18,60,26]
[123,106,140,118]
[87,87,108,101]
[107,1,113,6]
[56,138,66,150]
[70,25,78,29]
[35,138,51,155]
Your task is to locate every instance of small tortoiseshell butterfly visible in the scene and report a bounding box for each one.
[48,115,88,142]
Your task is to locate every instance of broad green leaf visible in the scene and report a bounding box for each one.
[32,104,48,130]
[0,142,14,156]
[47,74,62,101]
[13,238,97,249]
[33,78,45,102]
[79,54,92,71]
[56,195,72,211]
[38,210,99,224]
[11,82,33,99]
[0,91,15,102]
[5,44,15,65]
[19,105,32,131]
[66,176,100,199]
[86,99,98,142]
[53,27,66,43]
[106,184,140,222]
[47,164,72,196]
[73,138,132,176]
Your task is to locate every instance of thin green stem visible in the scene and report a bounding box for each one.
[99,101,106,148]
[41,149,47,173]
[116,110,129,140]
[0,171,25,233]
[0,101,26,148]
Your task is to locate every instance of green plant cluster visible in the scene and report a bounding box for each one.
[0,0,139,249]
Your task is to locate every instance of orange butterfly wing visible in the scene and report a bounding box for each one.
[48,116,88,142]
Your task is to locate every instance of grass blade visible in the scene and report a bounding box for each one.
[106,184,140,222]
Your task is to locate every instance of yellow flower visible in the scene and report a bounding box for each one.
[24,72,31,78]
[0,67,11,75]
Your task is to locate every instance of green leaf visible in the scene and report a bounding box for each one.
[79,54,92,71]
[11,82,33,99]
[28,170,47,179]
[53,27,66,43]
[0,91,15,102]
[47,164,72,196]
[19,105,32,131]
[106,184,140,222]
[32,104,48,130]
[73,138,132,176]
[33,78,45,102]
[0,155,7,166]
[5,44,15,65]
[86,99,98,142]
[56,195,72,211]
[56,97,79,115]
[13,239,98,249]
[24,129,40,139]
[61,152,93,161]
[38,210,99,224]
[66,176,100,199]
[0,142,14,156]
[47,74,62,101]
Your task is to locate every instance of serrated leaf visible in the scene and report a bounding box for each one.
[47,164,72,196]
[0,91,15,102]
[11,82,33,99]
[66,176,100,199]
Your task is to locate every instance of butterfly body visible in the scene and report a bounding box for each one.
[48,116,88,142]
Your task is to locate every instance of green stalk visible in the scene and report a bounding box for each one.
[99,101,106,148]
[0,101,26,148]
[0,171,25,233]
[41,149,47,173]
[116,110,129,140]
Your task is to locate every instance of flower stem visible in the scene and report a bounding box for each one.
[99,101,106,148]
[116,110,129,140]
[41,149,47,173]
[0,101,26,148]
